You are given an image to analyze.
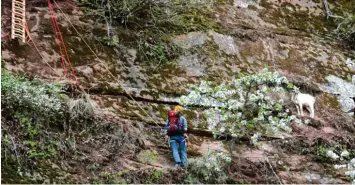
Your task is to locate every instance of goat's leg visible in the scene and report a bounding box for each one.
[305,106,311,115]
[310,103,315,118]
[299,103,304,116]
[295,104,300,115]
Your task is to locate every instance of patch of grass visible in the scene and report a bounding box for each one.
[86,164,100,172]
[137,150,158,165]
[141,39,182,66]
[90,171,126,184]
[145,169,164,184]
[117,169,130,176]
[184,174,199,184]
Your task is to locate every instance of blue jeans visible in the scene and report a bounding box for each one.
[170,135,187,166]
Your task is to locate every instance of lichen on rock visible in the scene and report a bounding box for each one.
[318,75,355,112]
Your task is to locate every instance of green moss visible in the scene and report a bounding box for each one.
[182,109,197,128]
[278,45,289,50]
[157,104,168,119]
[247,5,258,11]
[275,27,292,35]
[117,169,131,176]
[90,171,126,184]
[91,82,124,95]
[137,150,158,164]
[198,119,208,129]
[259,0,341,33]
[330,0,355,17]
[260,0,272,9]
[178,7,221,32]
[319,93,341,110]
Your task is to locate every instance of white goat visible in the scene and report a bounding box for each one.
[291,92,316,118]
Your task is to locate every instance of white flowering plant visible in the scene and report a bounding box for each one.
[1,71,65,125]
[188,150,232,183]
[315,145,355,184]
[345,158,355,184]
[180,69,302,144]
[326,149,355,184]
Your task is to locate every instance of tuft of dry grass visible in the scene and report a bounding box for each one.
[68,92,97,120]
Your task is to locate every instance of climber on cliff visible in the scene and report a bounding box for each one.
[165,105,188,168]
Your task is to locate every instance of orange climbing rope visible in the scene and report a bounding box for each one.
[47,0,78,89]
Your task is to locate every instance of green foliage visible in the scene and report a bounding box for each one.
[81,0,218,66]
[1,70,65,125]
[145,169,164,184]
[1,56,5,69]
[314,145,334,163]
[1,71,65,161]
[101,36,118,46]
[1,71,67,183]
[314,144,355,164]
[80,0,217,31]
[17,113,58,159]
[184,174,199,184]
[86,164,100,172]
[117,169,130,176]
[88,176,104,184]
[143,40,181,65]
[188,151,231,183]
[89,171,126,184]
[333,13,355,48]
[177,6,219,32]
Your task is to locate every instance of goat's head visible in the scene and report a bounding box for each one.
[290,86,300,102]
[292,86,300,93]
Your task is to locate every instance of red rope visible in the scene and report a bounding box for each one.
[1,30,9,38]
[47,0,78,88]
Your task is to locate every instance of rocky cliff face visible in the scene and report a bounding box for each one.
[1,0,355,183]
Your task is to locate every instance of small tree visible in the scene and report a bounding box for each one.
[180,69,303,151]
[334,13,355,49]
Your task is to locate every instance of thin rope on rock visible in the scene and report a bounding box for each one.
[53,0,163,127]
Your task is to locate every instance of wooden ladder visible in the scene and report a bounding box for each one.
[11,0,27,43]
